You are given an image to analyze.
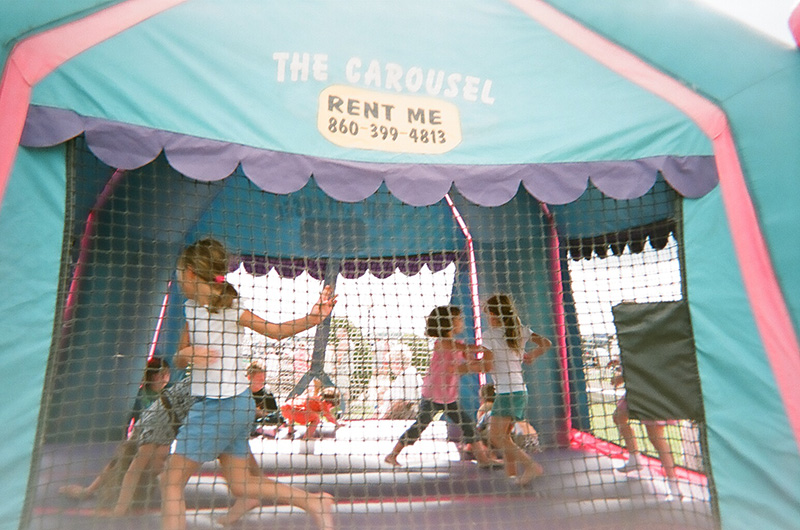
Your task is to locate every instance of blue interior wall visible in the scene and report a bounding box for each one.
[45,150,222,442]
[453,191,571,446]
[192,174,464,259]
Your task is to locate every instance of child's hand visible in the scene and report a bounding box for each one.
[463,356,492,374]
[465,344,492,359]
[523,333,552,363]
[310,285,337,320]
[175,344,221,368]
[530,332,552,348]
[189,346,221,368]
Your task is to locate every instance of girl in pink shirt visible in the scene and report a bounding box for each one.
[384,306,501,468]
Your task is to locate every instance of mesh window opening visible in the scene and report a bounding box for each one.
[25,137,716,530]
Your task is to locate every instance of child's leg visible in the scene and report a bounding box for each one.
[385,400,437,466]
[216,453,263,526]
[281,405,296,436]
[161,454,201,530]
[59,450,120,499]
[489,416,518,476]
[444,404,501,467]
[613,400,640,459]
[469,439,503,467]
[109,443,156,515]
[645,424,676,479]
[489,415,542,484]
[303,416,321,439]
[220,497,262,527]
[59,484,92,500]
[151,444,171,474]
[218,453,334,530]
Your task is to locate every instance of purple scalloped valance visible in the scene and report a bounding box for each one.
[234,253,462,280]
[20,105,719,207]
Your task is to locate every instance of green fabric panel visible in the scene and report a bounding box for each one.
[30,0,710,165]
[0,146,65,530]
[683,191,800,530]
[611,301,702,422]
[723,67,800,340]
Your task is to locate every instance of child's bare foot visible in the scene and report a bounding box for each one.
[384,454,401,467]
[93,508,124,517]
[302,428,322,440]
[306,492,335,530]
[59,484,90,500]
[216,497,261,526]
[478,457,504,468]
[515,461,544,487]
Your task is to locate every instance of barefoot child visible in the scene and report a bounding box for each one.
[59,357,172,505]
[384,305,501,468]
[161,238,337,530]
[483,294,551,486]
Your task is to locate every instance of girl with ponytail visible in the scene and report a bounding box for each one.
[483,294,552,487]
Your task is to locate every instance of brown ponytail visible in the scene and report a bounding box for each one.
[178,238,238,312]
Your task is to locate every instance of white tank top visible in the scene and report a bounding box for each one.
[184,299,250,398]
[483,324,533,394]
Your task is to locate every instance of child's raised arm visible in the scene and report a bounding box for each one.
[239,285,337,340]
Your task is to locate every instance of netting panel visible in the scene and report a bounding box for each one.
[23,138,716,530]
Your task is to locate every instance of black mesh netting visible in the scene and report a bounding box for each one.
[23,137,717,530]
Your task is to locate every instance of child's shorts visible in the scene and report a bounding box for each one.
[616,397,678,426]
[173,392,254,463]
[493,391,527,421]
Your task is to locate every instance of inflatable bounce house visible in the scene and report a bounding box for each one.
[1,1,799,529]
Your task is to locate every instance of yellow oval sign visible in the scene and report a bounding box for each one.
[317,85,462,154]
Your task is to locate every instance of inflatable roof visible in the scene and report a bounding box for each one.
[1,1,800,529]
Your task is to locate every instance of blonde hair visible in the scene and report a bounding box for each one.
[485,294,523,350]
[246,359,266,378]
[320,387,341,407]
[178,238,238,312]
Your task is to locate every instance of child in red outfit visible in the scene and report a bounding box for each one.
[281,380,343,439]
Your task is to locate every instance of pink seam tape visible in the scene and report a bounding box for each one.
[508,0,800,453]
[540,204,571,445]
[0,0,188,207]
[790,3,800,48]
